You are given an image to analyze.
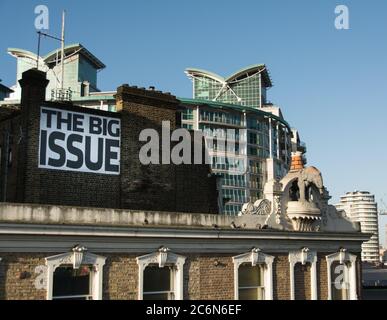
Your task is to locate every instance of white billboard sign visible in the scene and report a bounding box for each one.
[39,106,120,175]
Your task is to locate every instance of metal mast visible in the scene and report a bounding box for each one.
[60,10,66,91]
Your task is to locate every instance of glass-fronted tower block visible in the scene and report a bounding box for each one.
[182,65,299,215]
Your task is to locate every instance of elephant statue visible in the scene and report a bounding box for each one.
[298,166,324,202]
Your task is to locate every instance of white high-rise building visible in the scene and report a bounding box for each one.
[336,191,379,262]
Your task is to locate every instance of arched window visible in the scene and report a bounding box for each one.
[289,180,300,201]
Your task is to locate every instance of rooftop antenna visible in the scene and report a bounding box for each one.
[36,10,66,90]
[60,10,65,91]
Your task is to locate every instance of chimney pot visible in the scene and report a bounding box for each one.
[290,151,304,171]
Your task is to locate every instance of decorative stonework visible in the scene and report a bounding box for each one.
[274,195,281,224]
[289,247,315,266]
[72,245,87,269]
[239,199,271,216]
[286,201,321,232]
[232,248,274,267]
[238,155,359,234]
[298,167,324,202]
[137,246,185,270]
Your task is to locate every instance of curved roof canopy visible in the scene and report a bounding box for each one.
[185,64,272,87]
[7,48,39,61]
[8,43,105,70]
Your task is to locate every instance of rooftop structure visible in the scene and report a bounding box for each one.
[185,64,271,109]
[7,43,105,101]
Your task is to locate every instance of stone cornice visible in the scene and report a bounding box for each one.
[0,222,370,242]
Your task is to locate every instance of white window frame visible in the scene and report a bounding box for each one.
[288,247,317,300]
[232,248,274,300]
[326,249,358,300]
[136,247,186,300]
[142,265,176,300]
[45,245,106,300]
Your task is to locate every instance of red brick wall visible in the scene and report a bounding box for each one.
[102,254,138,300]
[196,255,234,300]
[294,263,311,300]
[0,115,22,202]
[0,253,47,300]
[273,255,291,300]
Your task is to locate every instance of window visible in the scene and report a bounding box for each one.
[182,123,193,130]
[247,118,261,131]
[52,265,93,300]
[233,248,274,300]
[143,265,175,300]
[137,247,186,300]
[199,110,242,126]
[238,264,265,300]
[326,249,357,300]
[222,188,246,204]
[288,248,317,300]
[45,245,106,300]
[330,261,349,300]
[224,204,243,216]
[181,108,194,120]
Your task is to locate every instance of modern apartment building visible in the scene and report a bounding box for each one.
[182,66,305,214]
[336,191,380,262]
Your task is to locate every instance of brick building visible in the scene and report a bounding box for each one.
[0,69,369,300]
[0,69,218,213]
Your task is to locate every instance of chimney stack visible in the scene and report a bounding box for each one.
[19,68,48,105]
[290,151,304,171]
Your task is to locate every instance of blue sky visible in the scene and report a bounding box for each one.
[1,0,387,243]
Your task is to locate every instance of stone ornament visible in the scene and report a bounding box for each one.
[158,246,170,268]
[298,166,324,201]
[72,244,88,269]
[240,199,271,216]
[232,247,274,268]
